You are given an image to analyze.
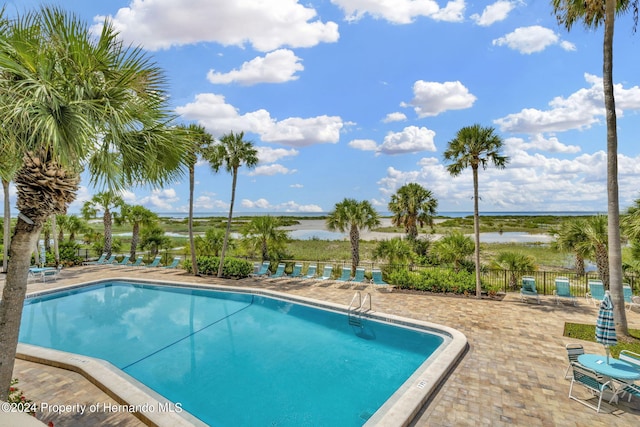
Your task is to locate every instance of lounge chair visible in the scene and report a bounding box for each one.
[270,263,286,278]
[587,281,605,307]
[42,265,62,282]
[350,267,366,283]
[317,265,333,280]
[289,263,303,278]
[371,269,389,287]
[563,343,584,379]
[251,261,270,277]
[520,276,540,304]
[554,277,576,306]
[568,362,613,413]
[144,256,163,268]
[623,285,640,312]
[163,257,181,269]
[336,267,351,282]
[111,255,131,266]
[82,253,107,266]
[303,264,317,279]
[130,256,144,267]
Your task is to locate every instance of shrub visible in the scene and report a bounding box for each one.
[388,267,477,294]
[183,256,253,278]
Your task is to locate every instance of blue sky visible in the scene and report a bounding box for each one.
[5,0,640,215]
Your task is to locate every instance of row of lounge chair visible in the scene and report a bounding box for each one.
[521,276,640,311]
[252,262,389,286]
[82,253,181,269]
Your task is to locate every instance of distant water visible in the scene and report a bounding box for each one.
[158,211,603,219]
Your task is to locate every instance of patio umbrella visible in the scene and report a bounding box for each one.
[595,290,617,364]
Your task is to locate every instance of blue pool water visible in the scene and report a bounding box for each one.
[19,282,444,426]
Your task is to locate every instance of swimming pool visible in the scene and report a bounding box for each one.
[18,280,467,426]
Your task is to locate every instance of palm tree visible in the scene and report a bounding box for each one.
[195,227,227,257]
[205,131,258,278]
[64,215,88,242]
[432,231,475,272]
[552,218,590,275]
[576,215,610,286]
[0,6,188,398]
[552,0,636,337]
[117,204,158,259]
[444,124,508,298]
[81,192,125,258]
[180,124,213,276]
[326,198,380,274]
[388,183,438,240]
[491,251,537,290]
[140,224,171,259]
[373,237,415,268]
[241,216,289,261]
[0,144,20,273]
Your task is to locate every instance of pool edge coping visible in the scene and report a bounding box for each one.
[20,276,469,427]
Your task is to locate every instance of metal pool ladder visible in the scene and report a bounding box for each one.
[348,291,371,327]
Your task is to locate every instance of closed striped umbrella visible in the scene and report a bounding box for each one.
[595,290,617,364]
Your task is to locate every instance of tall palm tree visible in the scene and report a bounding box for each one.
[117,204,158,259]
[179,124,213,276]
[552,218,590,275]
[388,183,438,240]
[432,231,475,272]
[205,131,258,278]
[0,6,188,398]
[444,124,508,298]
[81,192,125,258]
[326,198,380,274]
[552,0,637,336]
[491,251,537,290]
[241,216,289,261]
[0,144,20,273]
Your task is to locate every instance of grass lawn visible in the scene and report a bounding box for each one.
[564,322,640,357]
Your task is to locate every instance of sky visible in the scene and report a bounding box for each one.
[4,0,640,216]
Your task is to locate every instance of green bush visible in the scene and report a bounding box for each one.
[388,267,477,294]
[183,256,253,278]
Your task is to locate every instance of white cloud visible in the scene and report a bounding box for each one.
[194,194,229,211]
[492,25,573,54]
[495,73,640,133]
[136,188,180,211]
[256,146,299,163]
[348,139,378,151]
[471,1,515,26]
[94,0,339,52]
[382,112,407,123]
[249,164,297,176]
[290,183,304,188]
[331,0,464,24]
[401,80,476,117]
[505,135,581,154]
[378,126,437,155]
[207,49,304,85]
[241,198,323,212]
[176,93,344,146]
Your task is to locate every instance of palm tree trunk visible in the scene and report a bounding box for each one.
[350,226,360,274]
[51,215,59,265]
[603,0,628,335]
[472,165,482,298]
[0,218,42,400]
[131,222,140,259]
[595,245,610,288]
[188,164,198,276]
[218,168,237,277]
[575,253,585,275]
[2,179,10,274]
[103,210,112,257]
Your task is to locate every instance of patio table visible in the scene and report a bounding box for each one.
[578,353,640,403]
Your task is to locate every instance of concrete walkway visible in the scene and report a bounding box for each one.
[4,266,640,426]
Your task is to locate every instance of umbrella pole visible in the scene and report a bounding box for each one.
[605,345,610,364]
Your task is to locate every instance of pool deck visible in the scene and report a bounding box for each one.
[4,266,640,426]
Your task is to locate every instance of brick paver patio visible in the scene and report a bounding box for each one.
[4,266,640,426]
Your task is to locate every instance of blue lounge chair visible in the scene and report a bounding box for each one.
[317,265,333,280]
[163,257,181,269]
[350,267,366,283]
[251,261,270,277]
[587,280,605,307]
[619,350,640,402]
[130,256,144,267]
[554,277,576,306]
[371,269,389,287]
[144,256,162,268]
[623,284,640,312]
[111,255,131,266]
[82,253,107,266]
[336,267,351,282]
[42,265,62,282]
[270,263,286,278]
[303,264,317,279]
[520,276,540,304]
[289,263,303,278]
